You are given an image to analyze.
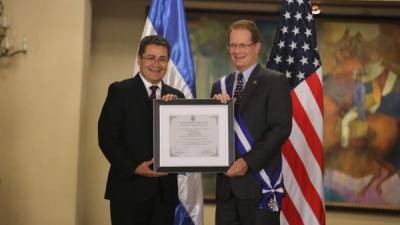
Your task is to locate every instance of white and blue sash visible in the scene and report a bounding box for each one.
[216,75,284,212]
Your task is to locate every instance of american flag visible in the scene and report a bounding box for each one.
[266,1,325,225]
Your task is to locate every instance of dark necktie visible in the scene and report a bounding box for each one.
[149,85,158,100]
[233,73,244,106]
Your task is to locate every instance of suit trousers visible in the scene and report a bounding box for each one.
[216,193,280,225]
[110,189,176,225]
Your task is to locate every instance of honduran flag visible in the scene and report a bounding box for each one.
[134,1,204,225]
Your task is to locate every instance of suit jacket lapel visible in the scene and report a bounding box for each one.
[133,73,151,105]
[161,81,168,96]
[238,64,261,113]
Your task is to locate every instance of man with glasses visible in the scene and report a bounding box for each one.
[212,20,292,225]
[98,35,183,225]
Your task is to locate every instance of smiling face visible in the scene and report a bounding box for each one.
[228,28,261,72]
[138,44,169,84]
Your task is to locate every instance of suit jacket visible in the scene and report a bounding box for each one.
[98,74,184,203]
[211,64,292,200]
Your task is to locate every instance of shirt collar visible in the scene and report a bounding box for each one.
[139,73,162,90]
[236,63,257,82]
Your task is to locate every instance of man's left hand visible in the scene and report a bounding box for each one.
[225,158,248,177]
[161,94,178,101]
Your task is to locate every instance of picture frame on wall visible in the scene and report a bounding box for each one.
[186,1,400,211]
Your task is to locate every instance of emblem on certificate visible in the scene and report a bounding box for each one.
[153,99,235,172]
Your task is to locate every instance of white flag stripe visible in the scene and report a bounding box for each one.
[293,82,323,142]
[133,18,157,76]
[289,119,323,198]
[141,18,157,38]
[316,67,323,84]
[164,61,194,98]
[283,156,320,225]
[177,173,203,224]
[280,212,289,225]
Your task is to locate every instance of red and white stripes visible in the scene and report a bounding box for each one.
[281,67,326,225]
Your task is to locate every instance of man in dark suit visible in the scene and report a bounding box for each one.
[211,20,292,225]
[98,35,184,225]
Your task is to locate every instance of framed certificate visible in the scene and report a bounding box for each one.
[153,99,235,172]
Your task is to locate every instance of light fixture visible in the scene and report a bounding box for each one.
[312,4,321,15]
[0,0,27,58]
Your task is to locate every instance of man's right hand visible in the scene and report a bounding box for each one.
[134,159,168,177]
[213,93,231,104]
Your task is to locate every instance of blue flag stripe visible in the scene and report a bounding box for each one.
[148,0,196,97]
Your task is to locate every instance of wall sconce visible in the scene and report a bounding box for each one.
[311,4,321,15]
[0,0,27,58]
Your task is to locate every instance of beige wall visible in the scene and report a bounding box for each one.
[0,0,91,225]
[1,0,399,225]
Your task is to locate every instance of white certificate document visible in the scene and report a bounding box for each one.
[153,99,234,172]
[169,115,219,157]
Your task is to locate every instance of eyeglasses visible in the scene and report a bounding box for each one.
[227,43,255,50]
[141,55,169,65]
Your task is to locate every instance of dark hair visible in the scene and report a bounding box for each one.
[138,35,170,58]
[228,19,261,44]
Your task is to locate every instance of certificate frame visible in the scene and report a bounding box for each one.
[153,99,235,172]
